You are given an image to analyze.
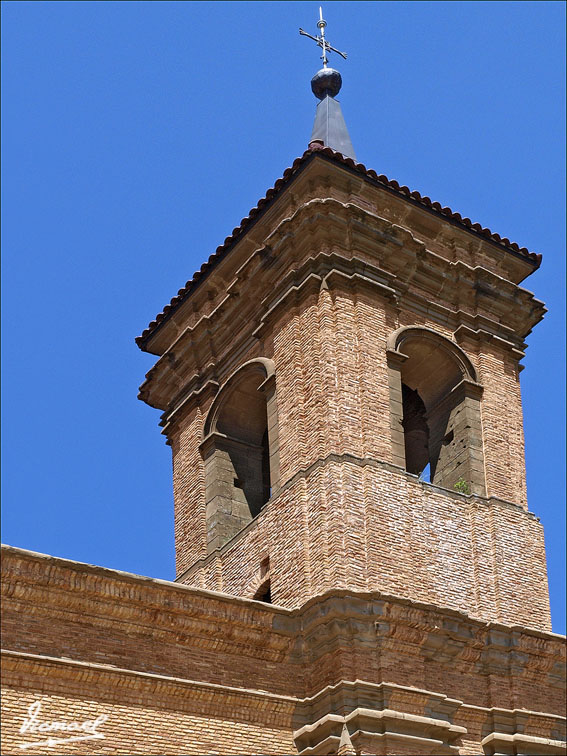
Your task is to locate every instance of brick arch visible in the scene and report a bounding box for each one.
[387,327,485,495]
[387,326,477,383]
[200,358,280,553]
[204,358,276,438]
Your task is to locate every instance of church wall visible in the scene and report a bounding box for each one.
[1,547,564,755]
[1,661,297,756]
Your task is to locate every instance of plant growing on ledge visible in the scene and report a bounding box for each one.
[454,478,471,495]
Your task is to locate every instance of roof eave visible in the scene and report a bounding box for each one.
[136,147,542,354]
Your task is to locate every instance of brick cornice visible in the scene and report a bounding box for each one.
[4,544,561,650]
[138,196,544,411]
[137,150,540,354]
[0,545,296,664]
[2,545,565,722]
[1,650,298,721]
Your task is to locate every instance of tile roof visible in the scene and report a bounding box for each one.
[136,143,541,350]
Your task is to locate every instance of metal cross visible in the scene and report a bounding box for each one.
[299,6,347,68]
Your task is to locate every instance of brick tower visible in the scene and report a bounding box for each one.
[137,134,553,630]
[2,12,564,756]
[137,70,551,632]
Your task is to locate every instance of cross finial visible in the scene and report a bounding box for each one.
[299,6,347,68]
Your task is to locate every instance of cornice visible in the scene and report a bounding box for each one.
[3,543,564,656]
[292,679,565,755]
[1,545,296,665]
[137,148,541,353]
[481,731,566,756]
[1,650,298,721]
[294,705,465,755]
[139,196,543,412]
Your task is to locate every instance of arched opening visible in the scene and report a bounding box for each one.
[201,359,279,552]
[214,370,271,518]
[387,327,485,495]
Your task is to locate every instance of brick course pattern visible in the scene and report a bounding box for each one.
[137,155,549,631]
[182,459,551,628]
[1,547,565,755]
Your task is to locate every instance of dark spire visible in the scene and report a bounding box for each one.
[309,70,356,160]
[299,7,356,161]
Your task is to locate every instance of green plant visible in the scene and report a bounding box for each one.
[454,478,470,495]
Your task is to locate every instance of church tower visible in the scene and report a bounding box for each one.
[2,10,565,756]
[132,11,566,755]
[137,16,551,633]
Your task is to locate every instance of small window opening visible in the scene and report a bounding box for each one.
[253,580,271,604]
[234,478,243,488]
[260,557,270,578]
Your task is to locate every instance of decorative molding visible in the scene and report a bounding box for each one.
[1,650,297,722]
[481,732,566,756]
[139,196,544,411]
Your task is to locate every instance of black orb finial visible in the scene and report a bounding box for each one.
[299,7,348,95]
[311,67,342,100]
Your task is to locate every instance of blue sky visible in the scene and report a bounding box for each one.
[2,1,565,633]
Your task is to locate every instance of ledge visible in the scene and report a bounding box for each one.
[481,731,567,756]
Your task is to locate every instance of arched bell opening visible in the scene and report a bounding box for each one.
[401,384,430,475]
[387,327,485,495]
[201,359,279,552]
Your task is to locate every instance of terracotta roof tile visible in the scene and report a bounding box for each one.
[136,145,541,349]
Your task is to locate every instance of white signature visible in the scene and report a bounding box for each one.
[19,700,108,749]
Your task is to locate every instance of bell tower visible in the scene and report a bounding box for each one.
[2,10,564,756]
[136,15,550,633]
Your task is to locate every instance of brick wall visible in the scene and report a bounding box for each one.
[170,278,549,630]
[1,661,297,756]
[1,547,564,755]
[182,458,551,629]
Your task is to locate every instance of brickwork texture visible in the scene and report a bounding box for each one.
[2,150,565,755]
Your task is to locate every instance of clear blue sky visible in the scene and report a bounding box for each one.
[2,1,565,633]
